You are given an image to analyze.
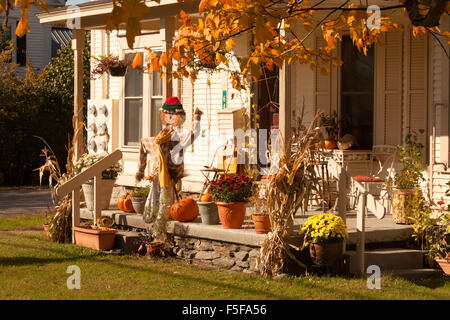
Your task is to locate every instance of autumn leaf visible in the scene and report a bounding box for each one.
[226,38,236,52]
[132,52,142,69]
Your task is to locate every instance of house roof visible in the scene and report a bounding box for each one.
[37,0,199,30]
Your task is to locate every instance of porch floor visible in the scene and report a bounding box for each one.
[80,206,412,248]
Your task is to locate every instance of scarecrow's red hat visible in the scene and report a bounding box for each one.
[162,96,183,111]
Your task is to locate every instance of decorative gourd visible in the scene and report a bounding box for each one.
[118,193,134,213]
[200,193,213,202]
[170,198,199,222]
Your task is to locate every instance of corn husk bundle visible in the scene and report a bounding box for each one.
[258,112,323,277]
[35,117,84,243]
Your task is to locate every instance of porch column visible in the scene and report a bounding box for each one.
[279,61,291,155]
[161,17,175,100]
[72,29,86,161]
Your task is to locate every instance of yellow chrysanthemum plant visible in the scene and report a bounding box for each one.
[300,213,349,247]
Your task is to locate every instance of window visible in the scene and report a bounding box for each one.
[123,52,163,146]
[16,21,26,66]
[124,53,143,146]
[340,35,375,149]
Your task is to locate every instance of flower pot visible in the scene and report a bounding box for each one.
[82,179,115,211]
[73,226,117,250]
[145,241,163,257]
[309,240,344,268]
[216,202,247,229]
[391,189,417,224]
[197,201,220,225]
[131,196,146,215]
[252,215,271,234]
[324,139,337,150]
[435,258,450,275]
[43,224,50,238]
[109,65,127,76]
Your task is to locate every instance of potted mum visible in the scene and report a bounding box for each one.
[208,174,253,229]
[387,131,424,224]
[250,183,271,234]
[91,54,131,78]
[130,186,150,215]
[75,153,122,211]
[300,213,348,269]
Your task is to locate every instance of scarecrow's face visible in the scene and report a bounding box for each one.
[160,110,186,127]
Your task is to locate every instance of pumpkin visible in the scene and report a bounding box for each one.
[200,193,213,202]
[170,198,199,222]
[118,193,134,213]
[324,139,337,150]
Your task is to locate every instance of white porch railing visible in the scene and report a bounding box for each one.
[327,158,387,275]
[56,149,123,243]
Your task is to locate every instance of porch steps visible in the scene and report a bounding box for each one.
[346,248,425,274]
[114,230,141,254]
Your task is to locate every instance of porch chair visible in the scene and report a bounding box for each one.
[351,145,397,214]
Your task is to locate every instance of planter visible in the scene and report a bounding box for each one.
[391,189,417,224]
[82,179,115,211]
[197,201,220,225]
[216,202,247,229]
[43,224,50,238]
[252,215,271,234]
[73,226,117,250]
[324,139,337,150]
[309,240,344,268]
[109,65,127,76]
[131,196,146,215]
[435,258,450,275]
[145,241,163,257]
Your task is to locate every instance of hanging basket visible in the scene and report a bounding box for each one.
[109,65,128,77]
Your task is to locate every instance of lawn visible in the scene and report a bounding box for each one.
[0,230,448,300]
[0,212,46,231]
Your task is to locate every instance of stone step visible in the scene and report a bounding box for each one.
[347,248,424,274]
[384,268,447,279]
[114,230,142,254]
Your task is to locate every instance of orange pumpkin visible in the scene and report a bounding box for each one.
[170,198,199,222]
[324,139,337,150]
[118,193,134,213]
[200,193,213,202]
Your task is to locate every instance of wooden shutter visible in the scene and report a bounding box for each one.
[314,36,332,116]
[375,31,403,146]
[407,32,428,151]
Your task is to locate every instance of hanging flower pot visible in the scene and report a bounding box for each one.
[109,65,128,77]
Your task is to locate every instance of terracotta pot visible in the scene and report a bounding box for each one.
[197,201,220,225]
[391,189,418,224]
[216,202,247,229]
[309,241,343,267]
[109,65,127,76]
[73,226,117,250]
[324,139,337,150]
[43,224,50,238]
[435,258,450,275]
[82,179,115,211]
[252,215,271,234]
[145,241,163,257]
[131,196,146,215]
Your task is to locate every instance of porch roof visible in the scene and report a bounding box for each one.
[37,0,199,29]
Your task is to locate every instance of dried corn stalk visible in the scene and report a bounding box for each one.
[258,112,323,277]
[35,117,84,243]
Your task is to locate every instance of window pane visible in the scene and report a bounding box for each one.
[152,72,162,96]
[16,21,26,66]
[151,99,162,136]
[124,98,143,145]
[125,67,143,97]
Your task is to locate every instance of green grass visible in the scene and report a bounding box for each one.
[0,231,449,300]
[0,213,46,231]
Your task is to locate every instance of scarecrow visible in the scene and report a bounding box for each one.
[136,96,202,219]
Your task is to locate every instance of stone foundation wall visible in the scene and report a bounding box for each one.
[170,236,261,274]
